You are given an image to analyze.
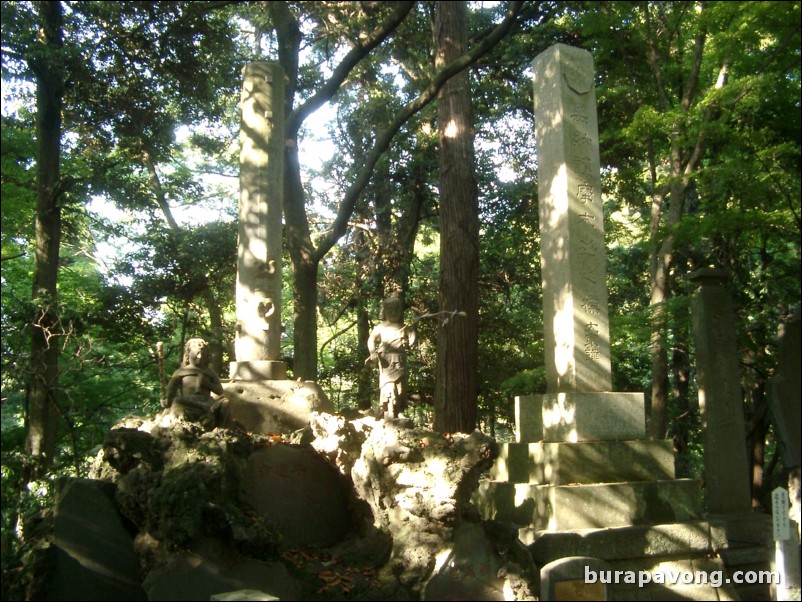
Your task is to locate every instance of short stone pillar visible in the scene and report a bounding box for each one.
[769,309,801,541]
[689,268,751,515]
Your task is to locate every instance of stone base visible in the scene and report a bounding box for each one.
[490,440,675,485]
[230,360,287,381]
[522,518,772,602]
[515,392,645,442]
[221,380,332,435]
[473,478,702,531]
[522,520,715,560]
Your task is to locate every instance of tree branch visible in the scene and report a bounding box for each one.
[313,1,525,263]
[287,1,416,136]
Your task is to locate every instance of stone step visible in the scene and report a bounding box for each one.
[719,545,773,568]
[525,519,774,601]
[474,478,702,531]
[489,439,675,484]
[539,551,743,601]
[522,521,715,565]
[719,545,774,602]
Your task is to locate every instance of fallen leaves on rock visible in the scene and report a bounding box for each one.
[282,549,381,595]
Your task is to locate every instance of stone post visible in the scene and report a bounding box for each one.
[231,62,286,381]
[515,44,644,443]
[532,43,611,393]
[221,63,333,434]
[689,268,752,514]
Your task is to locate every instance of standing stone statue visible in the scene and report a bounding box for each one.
[367,297,417,418]
[163,338,225,428]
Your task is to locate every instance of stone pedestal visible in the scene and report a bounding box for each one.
[490,439,675,485]
[230,360,287,381]
[222,380,332,435]
[515,392,645,443]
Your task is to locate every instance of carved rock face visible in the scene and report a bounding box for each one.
[242,444,353,548]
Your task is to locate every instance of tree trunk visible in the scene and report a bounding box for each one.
[203,290,225,376]
[374,159,404,298]
[26,0,65,472]
[291,259,319,380]
[671,320,695,475]
[642,5,708,440]
[433,1,479,434]
[283,135,319,380]
[356,298,373,410]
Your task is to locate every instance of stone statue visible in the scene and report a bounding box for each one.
[163,338,225,428]
[366,296,416,418]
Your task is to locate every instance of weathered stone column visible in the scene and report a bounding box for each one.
[515,44,644,444]
[221,63,333,434]
[231,62,286,381]
[532,43,611,393]
[690,268,752,514]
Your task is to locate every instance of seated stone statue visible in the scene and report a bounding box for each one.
[367,296,416,418]
[163,338,225,428]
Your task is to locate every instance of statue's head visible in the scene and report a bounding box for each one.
[183,338,210,368]
[382,296,403,322]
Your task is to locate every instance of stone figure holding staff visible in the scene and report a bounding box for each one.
[366,296,416,418]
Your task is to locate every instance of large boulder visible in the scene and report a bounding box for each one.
[41,478,146,601]
[242,443,353,547]
[309,413,535,599]
[35,411,538,601]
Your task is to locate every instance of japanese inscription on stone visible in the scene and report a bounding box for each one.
[533,44,612,393]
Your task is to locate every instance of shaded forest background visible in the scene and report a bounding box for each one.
[1,0,799,576]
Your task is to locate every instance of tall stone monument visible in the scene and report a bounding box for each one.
[221,63,332,434]
[516,43,643,443]
[231,62,286,381]
[533,43,610,394]
[472,46,772,600]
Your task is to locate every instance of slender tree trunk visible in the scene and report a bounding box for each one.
[433,1,479,434]
[374,159,403,298]
[144,151,225,374]
[292,260,319,380]
[203,290,225,376]
[283,137,319,380]
[356,298,372,410]
[648,178,692,439]
[26,0,65,472]
[671,319,695,475]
